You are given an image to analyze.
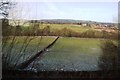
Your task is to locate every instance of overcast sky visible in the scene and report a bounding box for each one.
[8,1,118,23]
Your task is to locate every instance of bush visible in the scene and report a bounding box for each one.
[98,40,119,71]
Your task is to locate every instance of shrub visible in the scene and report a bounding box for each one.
[98,40,119,71]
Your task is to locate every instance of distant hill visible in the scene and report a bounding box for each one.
[0,18,118,27]
[29,19,117,26]
[40,19,96,24]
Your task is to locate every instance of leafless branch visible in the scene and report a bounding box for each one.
[17,37,59,69]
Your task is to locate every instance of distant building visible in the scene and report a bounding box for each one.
[82,23,87,26]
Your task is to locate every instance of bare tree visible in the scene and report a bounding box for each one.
[0,0,15,18]
[0,0,15,36]
[1,1,59,71]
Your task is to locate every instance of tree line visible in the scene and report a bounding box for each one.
[7,24,118,39]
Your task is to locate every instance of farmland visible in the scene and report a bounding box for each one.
[37,37,102,71]
[3,21,118,71]
[38,24,92,32]
[3,20,119,72]
[5,36,102,71]
[1,1,119,79]
[23,23,117,33]
[18,22,118,39]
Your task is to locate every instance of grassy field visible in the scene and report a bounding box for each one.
[37,37,102,71]
[5,36,103,71]
[23,23,94,33]
[42,24,94,32]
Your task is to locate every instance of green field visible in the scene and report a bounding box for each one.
[5,36,102,71]
[40,24,92,32]
[37,37,102,71]
[24,23,94,33]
